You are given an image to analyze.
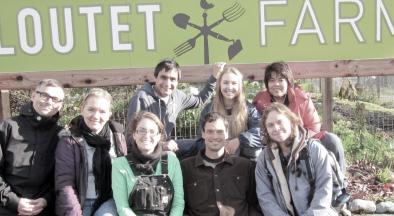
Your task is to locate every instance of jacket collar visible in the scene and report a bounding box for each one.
[142,82,175,102]
[267,126,307,165]
[194,149,235,167]
[20,102,60,128]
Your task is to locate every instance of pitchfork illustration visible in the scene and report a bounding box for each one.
[173,1,245,64]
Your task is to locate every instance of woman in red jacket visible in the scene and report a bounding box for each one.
[253,62,346,172]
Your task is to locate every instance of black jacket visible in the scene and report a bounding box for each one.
[0,103,62,215]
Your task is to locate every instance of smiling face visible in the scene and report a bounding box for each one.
[267,72,288,101]
[133,118,161,155]
[220,72,241,101]
[154,68,179,98]
[265,110,292,144]
[202,118,229,153]
[81,96,112,134]
[31,86,64,117]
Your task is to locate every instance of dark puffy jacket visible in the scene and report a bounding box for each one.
[0,103,62,215]
[55,122,127,216]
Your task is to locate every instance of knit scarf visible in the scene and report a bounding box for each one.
[126,140,162,176]
[69,115,114,215]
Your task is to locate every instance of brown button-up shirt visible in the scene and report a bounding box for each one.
[181,151,260,216]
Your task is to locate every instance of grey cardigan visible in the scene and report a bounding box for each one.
[126,76,216,138]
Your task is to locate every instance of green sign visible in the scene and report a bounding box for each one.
[0,0,393,72]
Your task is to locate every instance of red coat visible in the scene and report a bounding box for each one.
[253,86,323,137]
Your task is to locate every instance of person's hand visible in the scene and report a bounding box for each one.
[212,62,226,79]
[225,138,240,155]
[18,197,46,216]
[163,140,179,152]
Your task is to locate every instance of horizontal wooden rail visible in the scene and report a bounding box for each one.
[0,58,393,89]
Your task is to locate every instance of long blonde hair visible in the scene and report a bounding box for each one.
[212,67,247,138]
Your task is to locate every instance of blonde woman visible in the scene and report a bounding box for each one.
[55,88,127,216]
[198,67,262,161]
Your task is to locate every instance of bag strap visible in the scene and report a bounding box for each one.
[161,153,168,175]
[300,139,315,205]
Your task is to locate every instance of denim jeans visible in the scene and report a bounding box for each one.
[83,198,118,216]
[320,132,346,172]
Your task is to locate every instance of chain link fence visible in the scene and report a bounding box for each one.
[8,76,394,138]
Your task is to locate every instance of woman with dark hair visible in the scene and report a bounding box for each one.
[255,102,336,216]
[198,66,262,161]
[253,62,346,172]
[55,88,127,215]
[112,111,184,216]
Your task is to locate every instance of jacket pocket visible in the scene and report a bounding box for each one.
[5,142,33,177]
[222,175,248,200]
[185,178,211,208]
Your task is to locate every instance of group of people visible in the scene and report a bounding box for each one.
[0,59,346,216]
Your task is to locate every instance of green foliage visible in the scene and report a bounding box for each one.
[298,80,315,92]
[59,88,84,126]
[334,102,394,168]
[243,81,264,102]
[357,89,379,104]
[376,167,392,184]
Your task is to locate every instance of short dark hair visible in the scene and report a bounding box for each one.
[154,59,181,79]
[201,112,229,132]
[264,62,294,90]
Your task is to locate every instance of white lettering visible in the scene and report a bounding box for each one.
[50,8,74,53]
[137,4,160,50]
[335,0,364,43]
[291,0,325,45]
[79,6,102,52]
[18,8,43,54]
[0,40,15,55]
[259,0,287,46]
[110,5,132,51]
[376,0,394,42]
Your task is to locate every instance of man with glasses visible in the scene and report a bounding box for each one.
[127,59,224,159]
[181,112,260,216]
[0,79,64,216]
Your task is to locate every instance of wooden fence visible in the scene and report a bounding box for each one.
[1,59,394,129]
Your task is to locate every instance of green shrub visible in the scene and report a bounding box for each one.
[334,103,394,168]
[376,167,392,183]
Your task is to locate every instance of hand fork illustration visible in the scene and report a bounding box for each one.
[173,2,245,64]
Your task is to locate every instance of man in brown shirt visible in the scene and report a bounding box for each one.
[181,112,260,216]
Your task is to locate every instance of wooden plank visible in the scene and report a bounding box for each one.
[322,78,333,132]
[0,58,393,89]
[0,90,11,121]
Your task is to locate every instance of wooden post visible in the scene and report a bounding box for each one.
[322,78,333,132]
[376,76,381,98]
[0,90,11,121]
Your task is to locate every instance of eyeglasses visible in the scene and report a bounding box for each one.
[136,128,159,136]
[36,91,63,103]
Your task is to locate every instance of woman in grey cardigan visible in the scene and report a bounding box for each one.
[255,103,337,216]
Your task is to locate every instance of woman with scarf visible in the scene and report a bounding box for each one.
[198,66,262,161]
[111,111,184,216]
[255,103,336,216]
[55,88,127,216]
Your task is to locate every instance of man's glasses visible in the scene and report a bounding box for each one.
[36,91,63,103]
[136,128,159,136]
